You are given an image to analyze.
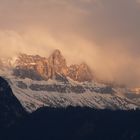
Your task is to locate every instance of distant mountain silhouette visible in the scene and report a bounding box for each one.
[0,77,27,139]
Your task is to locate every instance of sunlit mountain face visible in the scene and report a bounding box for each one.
[0,0,140,140]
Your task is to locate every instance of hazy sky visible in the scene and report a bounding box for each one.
[0,0,140,87]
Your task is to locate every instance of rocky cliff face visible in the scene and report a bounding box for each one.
[48,49,68,78]
[14,53,50,80]
[13,50,93,82]
[67,63,93,82]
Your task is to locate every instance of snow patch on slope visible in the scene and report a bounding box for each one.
[9,77,137,112]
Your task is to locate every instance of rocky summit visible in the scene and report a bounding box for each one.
[13,49,93,82]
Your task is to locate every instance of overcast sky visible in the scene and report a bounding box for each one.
[0,0,140,87]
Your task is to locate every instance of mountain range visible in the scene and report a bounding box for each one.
[0,49,140,112]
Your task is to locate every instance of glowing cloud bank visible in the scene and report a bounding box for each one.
[0,0,140,87]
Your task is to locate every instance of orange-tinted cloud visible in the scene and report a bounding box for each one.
[0,0,140,87]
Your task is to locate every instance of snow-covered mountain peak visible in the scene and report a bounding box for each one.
[0,50,140,112]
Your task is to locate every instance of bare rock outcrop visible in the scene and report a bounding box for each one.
[13,50,94,82]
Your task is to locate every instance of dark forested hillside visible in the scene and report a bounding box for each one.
[3,107,140,140]
[0,77,27,128]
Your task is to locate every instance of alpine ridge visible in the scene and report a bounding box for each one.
[0,49,140,112]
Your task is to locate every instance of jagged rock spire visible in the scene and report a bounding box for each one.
[48,50,68,78]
